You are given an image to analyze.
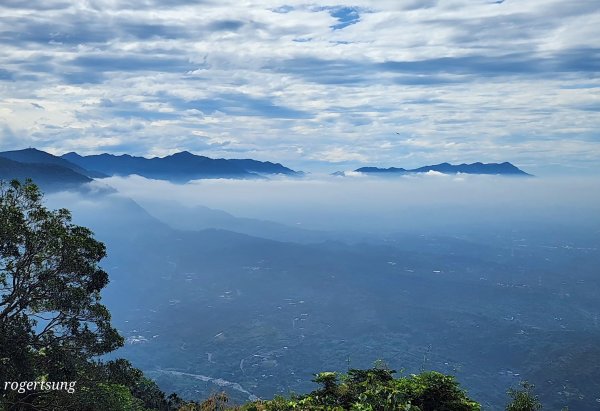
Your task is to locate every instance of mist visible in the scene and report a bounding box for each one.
[89,174,600,237]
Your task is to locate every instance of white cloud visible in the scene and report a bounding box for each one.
[0,0,599,173]
[313,147,369,163]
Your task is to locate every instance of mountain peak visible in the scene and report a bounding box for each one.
[63,151,82,158]
[170,150,194,157]
[2,147,49,156]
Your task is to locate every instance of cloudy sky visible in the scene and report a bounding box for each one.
[0,0,599,174]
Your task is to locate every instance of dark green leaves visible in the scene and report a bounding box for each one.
[0,179,123,409]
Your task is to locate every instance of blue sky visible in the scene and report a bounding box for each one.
[0,0,599,174]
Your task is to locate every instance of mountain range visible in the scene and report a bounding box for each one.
[349,162,531,176]
[0,148,301,189]
[62,151,300,181]
[0,148,531,190]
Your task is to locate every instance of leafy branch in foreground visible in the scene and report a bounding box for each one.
[0,179,179,410]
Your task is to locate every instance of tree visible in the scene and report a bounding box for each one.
[0,179,230,411]
[505,381,542,411]
[0,179,123,409]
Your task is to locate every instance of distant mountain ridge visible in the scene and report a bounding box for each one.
[0,149,531,190]
[0,148,301,189]
[0,154,92,190]
[351,162,531,176]
[62,151,300,182]
[0,148,105,178]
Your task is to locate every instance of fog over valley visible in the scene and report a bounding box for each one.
[96,174,600,235]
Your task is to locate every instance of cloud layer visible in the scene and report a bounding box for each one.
[97,173,600,234]
[1,0,599,174]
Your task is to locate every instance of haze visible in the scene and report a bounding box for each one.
[94,174,600,234]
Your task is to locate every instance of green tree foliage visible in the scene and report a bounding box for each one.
[175,392,230,411]
[505,381,542,411]
[240,365,481,411]
[0,180,177,411]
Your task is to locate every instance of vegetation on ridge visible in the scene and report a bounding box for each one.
[159,367,546,411]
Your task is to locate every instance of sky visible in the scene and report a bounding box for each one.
[0,0,599,175]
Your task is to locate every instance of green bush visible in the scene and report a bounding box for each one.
[239,365,480,411]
